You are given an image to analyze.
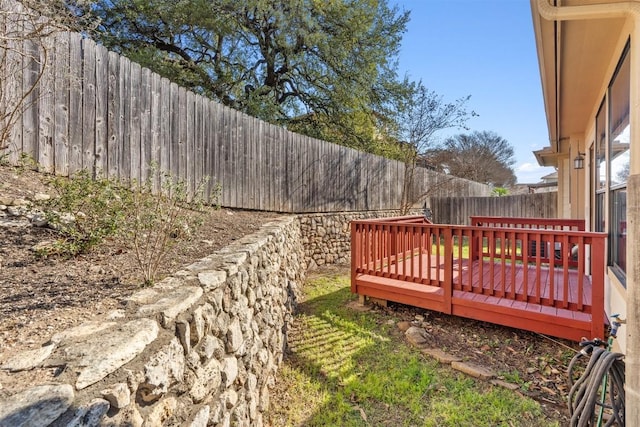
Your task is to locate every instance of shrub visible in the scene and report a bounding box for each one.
[40,171,131,257]
[124,169,214,286]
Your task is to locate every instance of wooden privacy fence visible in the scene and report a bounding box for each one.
[0,18,490,212]
[429,192,557,225]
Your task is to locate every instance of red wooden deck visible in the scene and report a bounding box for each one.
[351,216,607,342]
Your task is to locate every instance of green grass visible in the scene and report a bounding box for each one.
[266,270,559,427]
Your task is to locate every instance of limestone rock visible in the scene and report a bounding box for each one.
[183,405,210,427]
[145,397,177,426]
[191,306,206,344]
[226,317,244,353]
[221,357,238,388]
[59,318,159,390]
[404,326,430,347]
[106,309,126,320]
[102,405,143,427]
[10,198,29,207]
[220,389,238,409]
[50,321,117,345]
[1,344,55,372]
[57,398,110,427]
[140,338,185,402]
[30,212,48,227]
[126,288,160,305]
[198,270,227,291]
[190,358,222,403]
[137,286,203,327]
[0,384,74,427]
[451,361,495,379]
[100,383,130,409]
[421,348,462,364]
[196,335,224,361]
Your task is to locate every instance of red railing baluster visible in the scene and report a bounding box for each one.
[510,230,516,299]
[562,233,570,309]
[499,229,506,297]
[522,232,529,301]
[477,229,484,294]
[416,226,422,283]
[577,235,584,311]
[444,227,453,314]
[534,232,541,304]
[549,232,555,306]
[488,231,495,295]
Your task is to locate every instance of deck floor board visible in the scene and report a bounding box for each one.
[355,253,595,341]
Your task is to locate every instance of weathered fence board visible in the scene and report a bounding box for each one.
[429,192,558,225]
[36,34,54,171]
[95,44,108,177]
[139,66,151,184]
[129,61,141,184]
[21,35,40,162]
[68,32,82,175]
[81,37,96,175]
[3,29,493,212]
[107,51,120,180]
[53,31,70,176]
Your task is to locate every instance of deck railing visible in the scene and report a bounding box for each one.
[351,216,607,337]
[470,216,585,231]
[470,216,586,267]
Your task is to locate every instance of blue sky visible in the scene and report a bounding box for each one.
[392,0,556,184]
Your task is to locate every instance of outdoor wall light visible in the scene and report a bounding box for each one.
[573,152,585,170]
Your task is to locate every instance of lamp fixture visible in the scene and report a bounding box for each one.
[573,151,585,170]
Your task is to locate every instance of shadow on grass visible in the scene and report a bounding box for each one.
[267,273,556,427]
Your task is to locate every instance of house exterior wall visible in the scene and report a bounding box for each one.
[585,27,630,353]
[531,1,639,355]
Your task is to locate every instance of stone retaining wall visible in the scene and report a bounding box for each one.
[0,216,304,427]
[300,209,422,269]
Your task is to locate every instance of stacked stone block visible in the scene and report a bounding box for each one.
[0,216,304,427]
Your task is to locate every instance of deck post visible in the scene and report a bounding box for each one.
[443,227,453,314]
[590,235,606,340]
[350,221,358,294]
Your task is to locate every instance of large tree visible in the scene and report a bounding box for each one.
[80,0,409,151]
[426,131,517,186]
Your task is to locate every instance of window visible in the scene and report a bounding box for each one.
[595,101,606,193]
[594,101,606,233]
[593,42,630,280]
[608,44,629,276]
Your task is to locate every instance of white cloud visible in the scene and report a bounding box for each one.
[515,162,555,184]
[517,162,540,172]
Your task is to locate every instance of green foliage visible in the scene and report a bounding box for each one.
[37,166,218,287]
[492,187,509,197]
[78,0,410,152]
[124,169,213,286]
[498,370,532,391]
[267,272,554,427]
[41,171,131,257]
[15,153,39,174]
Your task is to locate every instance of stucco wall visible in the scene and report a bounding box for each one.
[0,216,304,427]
